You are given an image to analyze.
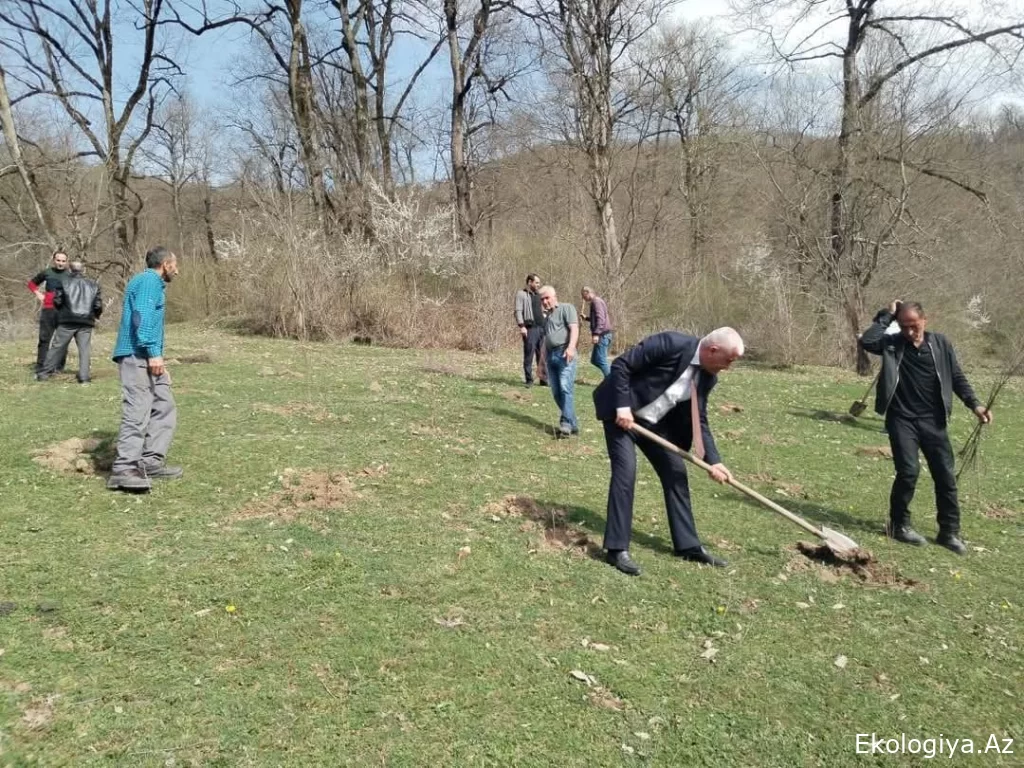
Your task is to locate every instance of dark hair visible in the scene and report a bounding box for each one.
[52,250,68,259]
[145,246,174,269]
[526,273,539,284]
[897,301,925,317]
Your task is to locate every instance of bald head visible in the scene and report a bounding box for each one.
[698,327,744,374]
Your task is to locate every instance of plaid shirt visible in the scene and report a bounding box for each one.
[112,269,166,359]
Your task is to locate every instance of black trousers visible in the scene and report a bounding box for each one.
[522,324,546,384]
[36,308,66,373]
[602,419,700,553]
[885,411,960,533]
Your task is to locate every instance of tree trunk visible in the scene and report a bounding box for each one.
[203,187,217,260]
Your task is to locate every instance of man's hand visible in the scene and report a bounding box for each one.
[592,334,600,344]
[707,463,733,484]
[148,356,166,376]
[565,346,577,362]
[35,291,45,304]
[520,326,528,338]
[615,407,634,431]
[888,298,902,315]
[974,406,993,424]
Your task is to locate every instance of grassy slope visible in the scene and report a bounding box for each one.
[0,326,1021,767]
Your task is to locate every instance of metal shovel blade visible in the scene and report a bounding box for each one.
[848,401,867,417]
[821,525,860,556]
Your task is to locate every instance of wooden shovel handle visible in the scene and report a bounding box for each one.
[629,423,825,539]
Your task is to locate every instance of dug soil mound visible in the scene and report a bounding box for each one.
[787,541,921,589]
[31,436,115,476]
[482,494,601,558]
[228,469,361,526]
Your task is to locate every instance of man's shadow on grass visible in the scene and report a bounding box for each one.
[533,498,678,559]
[789,407,887,434]
[481,405,561,438]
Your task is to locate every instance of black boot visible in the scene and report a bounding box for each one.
[886,521,927,546]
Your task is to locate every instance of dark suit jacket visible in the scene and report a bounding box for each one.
[593,331,721,464]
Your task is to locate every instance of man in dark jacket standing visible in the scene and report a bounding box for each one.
[36,261,103,383]
[860,300,991,555]
[593,328,744,575]
[27,250,70,374]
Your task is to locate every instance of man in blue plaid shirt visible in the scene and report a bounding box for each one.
[107,246,182,492]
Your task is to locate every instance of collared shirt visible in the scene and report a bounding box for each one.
[634,349,702,423]
[891,335,942,419]
[589,295,612,335]
[544,302,578,348]
[112,269,167,360]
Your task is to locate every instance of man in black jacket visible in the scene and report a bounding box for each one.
[593,328,744,575]
[27,250,70,373]
[36,261,103,384]
[860,300,991,555]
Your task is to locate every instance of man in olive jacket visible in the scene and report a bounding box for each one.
[860,300,992,555]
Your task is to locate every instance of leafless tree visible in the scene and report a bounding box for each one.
[0,0,182,283]
[743,0,1024,370]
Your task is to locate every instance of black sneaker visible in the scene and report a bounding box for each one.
[936,531,967,556]
[886,523,927,546]
[143,464,183,480]
[107,468,152,492]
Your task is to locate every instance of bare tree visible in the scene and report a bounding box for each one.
[744,0,1024,370]
[523,0,675,305]
[0,0,181,283]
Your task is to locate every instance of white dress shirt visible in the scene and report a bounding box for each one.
[629,349,703,424]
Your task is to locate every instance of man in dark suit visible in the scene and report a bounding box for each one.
[593,328,744,575]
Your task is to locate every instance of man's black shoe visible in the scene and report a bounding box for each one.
[937,532,967,556]
[886,524,927,546]
[106,467,152,492]
[606,550,641,576]
[675,546,728,568]
[143,464,184,480]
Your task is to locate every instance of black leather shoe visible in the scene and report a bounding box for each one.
[886,523,927,546]
[937,532,967,556]
[143,464,184,480]
[675,546,728,568]
[606,550,641,576]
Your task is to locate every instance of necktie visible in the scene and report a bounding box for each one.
[690,367,705,460]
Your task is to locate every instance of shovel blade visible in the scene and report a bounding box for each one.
[849,401,867,417]
[821,526,860,555]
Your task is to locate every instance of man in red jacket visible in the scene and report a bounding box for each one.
[27,250,71,374]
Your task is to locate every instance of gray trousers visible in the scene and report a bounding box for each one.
[112,355,177,474]
[43,324,92,381]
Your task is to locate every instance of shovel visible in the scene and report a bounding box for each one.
[849,368,881,417]
[630,423,860,557]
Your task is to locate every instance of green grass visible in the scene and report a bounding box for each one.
[1,326,1021,766]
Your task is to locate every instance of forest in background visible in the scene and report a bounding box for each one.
[2,0,1023,369]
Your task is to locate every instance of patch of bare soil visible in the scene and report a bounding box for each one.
[228,469,360,524]
[21,694,59,731]
[856,445,893,458]
[787,542,920,589]
[255,402,332,422]
[166,353,213,364]
[482,494,600,557]
[31,436,114,476]
[718,403,744,414]
[501,389,528,403]
[981,504,1019,521]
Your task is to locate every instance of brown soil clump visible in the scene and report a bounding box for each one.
[981,504,1019,521]
[229,469,360,524]
[31,436,114,476]
[856,445,893,458]
[482,494,600,557]
[788,541,920,589]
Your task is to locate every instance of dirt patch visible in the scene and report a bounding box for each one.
[482,494,600,557]
[718,403,744,414]
[21,694,59,731]
[856,445,893,458]
[981,504,1019,521]
[166,353,213,364]
[31,436,115,476]
[228,469,360,524]
[588,687,625,711]
[255,402,332,422]
[721,429,746,440]
[786,542,920,589]
[501,389,528,403]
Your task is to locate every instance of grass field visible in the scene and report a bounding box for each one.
[1,326,1021,766]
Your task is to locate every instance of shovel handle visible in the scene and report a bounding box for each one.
[629,423,826,540]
